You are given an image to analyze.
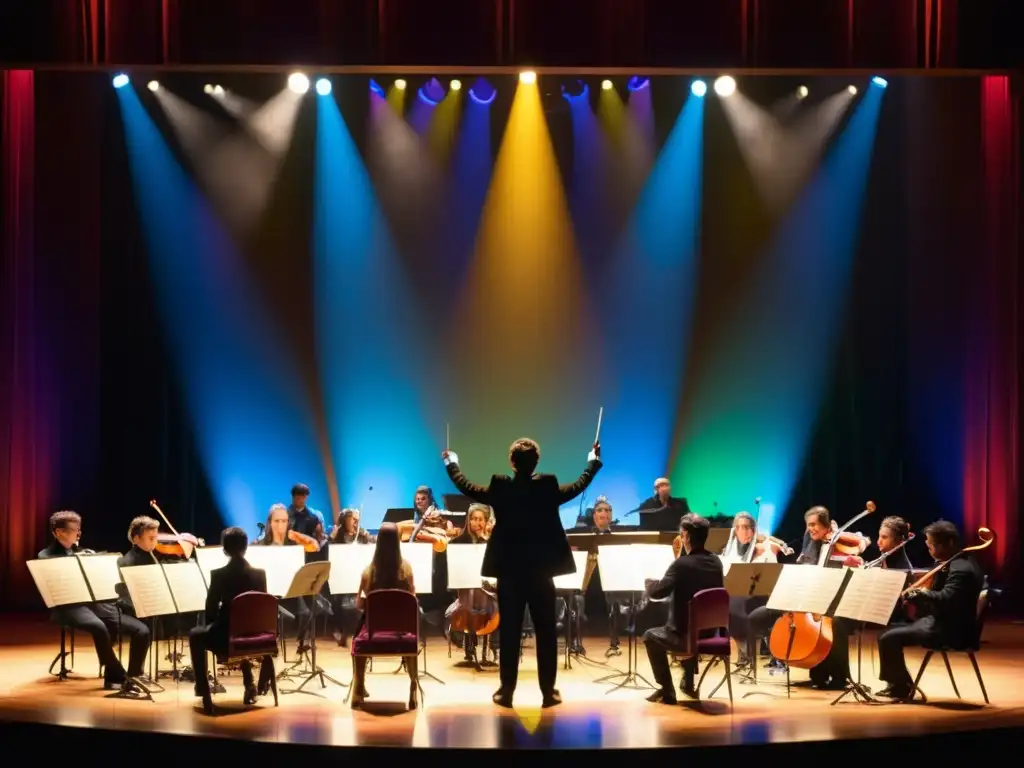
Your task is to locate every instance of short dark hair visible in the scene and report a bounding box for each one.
[222,526,249,557]
[679,513,710,548]
[923,520,960,548]
[804,506,830,526]
[881,516,910,541]
[509,438,540,474]
[127,515,160,542]
[50,510,81,532]
[291,483,310,497]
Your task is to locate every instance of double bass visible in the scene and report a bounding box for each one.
[901,527,995,620]
[767,501,876,669]
[149,500,204,559]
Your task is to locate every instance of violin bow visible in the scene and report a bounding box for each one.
[149,499,181,537]
[820,500,876,565]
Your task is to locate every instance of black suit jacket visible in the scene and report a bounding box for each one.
[915,555,984,647]
[647,549,724,637]
[38,541,119,621]
[205,557,268,646]
[447,459,602,580]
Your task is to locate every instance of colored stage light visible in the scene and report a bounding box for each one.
[394,78,407,90]
[714,76,736,97]
[847,85,858,95]
[797,85,809,99]
[147,81,159,92]
[691,80,707,97]
[468,78,496,104]
[601,79,613,91]
[288,72,310,94]
[204,84,214,94]
[872,76,888,88]
[519,71,537,85]
[450,79,462,91]
[112,73,130,89]
[315,78,332,96]
[561,80,589,101]
[627,77,650,92]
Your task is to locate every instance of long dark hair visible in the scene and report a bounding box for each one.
[370,522,403,587]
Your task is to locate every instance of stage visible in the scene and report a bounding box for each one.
[0,614,1020,758]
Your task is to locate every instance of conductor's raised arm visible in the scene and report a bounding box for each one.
[442,450,492,504]
[556,443,603,505]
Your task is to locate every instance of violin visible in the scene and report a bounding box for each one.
[767,501,876,670]
[902,527,995,619]
[396,513,451,553]
[149,500,204,559]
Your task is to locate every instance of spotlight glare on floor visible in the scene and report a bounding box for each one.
[714,75,736,97]
[519,71,537,85]
[112,73,129,89]
[395,78,407,90]
[315,78,332,96]
[147,80,159,92]
[450,79,462,91]
[847,85,858,95]
[797,85,809,99]
[601,79,613,91]
[288,72,310,94]
[872,76,888,88]
[690,80,707,98]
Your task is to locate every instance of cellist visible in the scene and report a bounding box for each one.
[874,520,984,701]
[446,504,499,664]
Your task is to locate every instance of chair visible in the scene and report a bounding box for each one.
[348,589,424,706]
[214,591,280,707]
[910,587,996,704]
[670,587,733,704]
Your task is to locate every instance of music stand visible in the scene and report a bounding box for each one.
[743,565,847,700]
[831,567,907,706]
[280,561,344,695]
[553,551,591,670]
[28,557,100,681]
[389,543,445,685]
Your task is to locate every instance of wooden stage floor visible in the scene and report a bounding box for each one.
[1,613,1021,756]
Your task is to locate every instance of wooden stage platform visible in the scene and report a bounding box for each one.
[0,613,1021,760]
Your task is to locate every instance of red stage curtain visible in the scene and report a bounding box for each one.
[963,76,1020,578]
[0,70,53,601]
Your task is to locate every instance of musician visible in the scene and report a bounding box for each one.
[875,520,984,700]
[259,503,318,650]
[638,477,690,513]
[351,523,419,709]
[443,437,602,709]
[874,516,914,571]
[447,504,499,662]
[642,514,724,704]
[413,485,454,533]
[722,512,775,666]
[189,526,271,714]
[330,508,374,545]
[288,483,327,539]
[584,498,629,658]
[115,516,161,614]
[327,509,372,646]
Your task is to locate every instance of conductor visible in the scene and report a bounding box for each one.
[443,437,602,708]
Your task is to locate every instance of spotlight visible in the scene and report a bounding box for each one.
[797,85,809,99]
[288,72,310,94]
[561,80,589,101]
[872,76,888,88]
[112,73,129,89]
[450,79,462,92]
[714,76,736,97]
[315,78,332,96]
[147,80,159,92]
[394,78,407,90]
[519,71,537,85]
[213,85,224,96]
[601,79,613,91]
[369,79,386,98]
[204,84,214,94]
[847,85,858,95]
[469,78,496,105]
[690,80,707,98]
[627,77,650,92]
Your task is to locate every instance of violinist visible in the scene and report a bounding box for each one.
[875,520,984,701]
[328,509,373,647]
[116,516,162,616]
[260,503,319,651]
[446,504,499,664]
[721,512,775,667]
[587,498,629,658]
[451,503,492,544]
[330,508,375,545]
[39,511,151,690]
[873,516,914,571]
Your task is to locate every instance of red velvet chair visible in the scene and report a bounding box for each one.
[214,591,280,706]
[670,587,733,704]
[347,589,424,706]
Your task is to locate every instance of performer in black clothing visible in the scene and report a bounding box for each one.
[586,498,629,657]
[444,437,602,709]
[39,511,151,689]
[116,516,161,614]
[874,516,915,571]
[875,520,984,700]
[189,526,271,714]
[637,477,690,513]
[643,514,725,704]
[259,503,317,649]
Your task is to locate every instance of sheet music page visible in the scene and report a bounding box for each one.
[834,567,907,625]
[26,558,94,608]
[120,564,177,618]
[327,543,374,595]
[598,544,675,592]
[400,543,434,595]
[446,544,487,590]
[245,546,305,597]
[553,550,589,591]
[766,565,847,614]
[77,554,123,602]
[162,561,209,613]
[195,546,229,588]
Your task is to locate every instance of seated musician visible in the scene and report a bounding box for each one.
[351,523,420,710]
[587,498,630,658]
[746,506,858,688]
[287,483,327,540]
[722,512,779,667]
[642,513,724,703]
[259,503,319,651]
[875,520,984,701]
[447,504,499,662]
[39,511,151,690]
[413,485,454,533]
[189,526,271,714]
[328,509,373,646]
[638,477,690,513]
[872,516,914,571]
[330,508,374,545]
[116,516,161,614]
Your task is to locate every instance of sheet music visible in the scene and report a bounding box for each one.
[400,543,434,595]
[195,546,229,587]
[162,561,209,613]
[446,544,488,590]
[245,545,305,597]
[553,551,589,591]
[120,564,177,618]
[77,553,123,602]
[597,544,675,592]
[765,565,847,615]
[834,567,907,625]
[327,543,374,595]
[26,558,94,608]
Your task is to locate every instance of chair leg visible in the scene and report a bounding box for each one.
[266,656,279,706]
[344,656,355,704]
[940,652,961,699]
[696,657,716,696]
[70,628,75,667]
[722,656,734,705]
[967,653,989,704]
[910,650,933,702]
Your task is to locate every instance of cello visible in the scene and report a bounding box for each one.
[448,506,500,664]
[149,500,204,559]
[902,527,995,620]
[767,501,876,669]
